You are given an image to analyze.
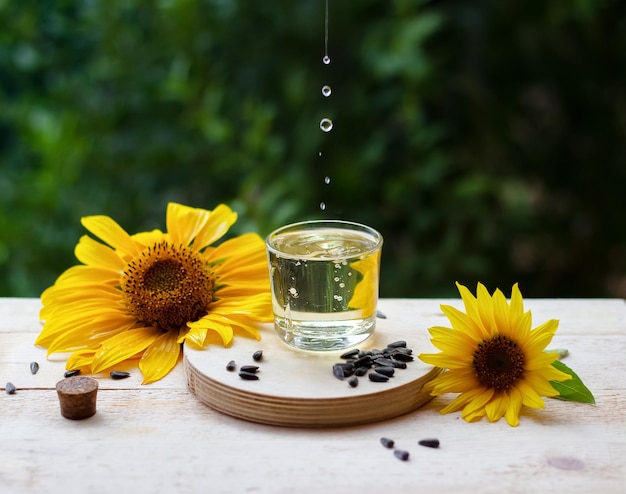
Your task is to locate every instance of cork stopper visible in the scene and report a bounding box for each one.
[56,376,99,420]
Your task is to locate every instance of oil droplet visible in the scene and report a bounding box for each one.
[322,55,331,65]
[319,202,326,211]
[324,176,331,184]
[320,118,333,132]
[322,85,332,97]
[318,151,322,157]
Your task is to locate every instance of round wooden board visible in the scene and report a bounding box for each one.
[184,306,441,428]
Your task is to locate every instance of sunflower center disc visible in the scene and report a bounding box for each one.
[472,335,526,391]
[121,241,214,331]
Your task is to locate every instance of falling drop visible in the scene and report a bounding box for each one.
[324,176,331,184]
[318,151,322,157]
[322,55,331,65]
[319,202,326,211]
[322,85,332,97]
[320,118,333,132]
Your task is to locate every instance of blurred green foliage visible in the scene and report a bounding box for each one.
[1,0,625,298]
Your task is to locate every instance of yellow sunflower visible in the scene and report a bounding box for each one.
[419,282,572,426]
[36,202,273,384]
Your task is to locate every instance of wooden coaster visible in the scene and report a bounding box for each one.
[184,305,441,428]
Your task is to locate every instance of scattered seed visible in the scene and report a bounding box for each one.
[226,360,237,371]
[110,371,130,380]
[389,352,414,362]
[353,355,373,368]
[240,365,259,374]
[376,310,387,319]
[355,366,369,376]
[373,357,395,367]
[368,372,389,383]
[64,369,81,378]
[6,382,16,394]
[340,348,360,359]
[239,371,259,380]
[332,364,345,380]
[392,360,407,369]
[380,437,395,449]
[375,366,395,377]
[387,340,407,348]
[394,450,410,461]
[348,376,359,388]
[30,362,40,375]
[418,438,440,449]
[252,350,263,361]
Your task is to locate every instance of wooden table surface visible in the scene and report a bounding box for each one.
[1,297,625,494]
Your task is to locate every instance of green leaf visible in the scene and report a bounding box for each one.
[549,360,595,404]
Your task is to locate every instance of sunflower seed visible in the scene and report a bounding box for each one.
[64,369,81,378]
[6,382,16,394]
[418,438,440,449]
[239,371,259,380]
[252,350,263,361]
[387,340,407,348]
[240,365,259,374]
[354,366,369,376]
[376,310,387,319]
[340,348,360,359]
[353,355,373,368]
[30,362,40,375]
[373,357,395,367]
[332,364,345,380]
[226,360,237,371]
[368,372,389,383]
[348,376,359,388]
[394,450,410,461]
[389,352,414,362]
[110,371,130,380]
[392,360,407,369]
[375,366,395,377]
[380,437,395,449]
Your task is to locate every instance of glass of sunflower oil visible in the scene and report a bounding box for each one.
[265,220,383,351]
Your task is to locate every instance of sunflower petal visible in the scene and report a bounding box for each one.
[81,215,140,257]
[139,330,181,384]
[91,327,160,374]
[74,235,125,270]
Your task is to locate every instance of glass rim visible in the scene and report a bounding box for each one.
[265,219,383,258]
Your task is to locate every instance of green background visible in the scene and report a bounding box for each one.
[1,0,625,299]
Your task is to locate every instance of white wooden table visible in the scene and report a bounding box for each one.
[1,298,625,493]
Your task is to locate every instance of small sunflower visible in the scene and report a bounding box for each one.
[419,282,572,426]
[36,203,273,384]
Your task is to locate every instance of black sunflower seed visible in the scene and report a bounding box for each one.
[375,366,395,377]
[354,366,369,376]
[64,369,81,378]
[418,438,440,449]
[30,362,39,375]
[348,376,359,388]
[332,364,345,380]
[340,348,360,359]
[368,372,389,383]
[373,357,395,367]
[6,382,16,394]
[252,350,263,362]
[380,437,395,449]
[240,365,259,374]
[239,371,259,380]
[394,450,410,461]
[226,360,236,371]
[110,371,130,380]
[392,360,407,369]
[387,340,407,349]
[376,310,387,319]
[353,355,373,368]
[389,352,414,362]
